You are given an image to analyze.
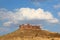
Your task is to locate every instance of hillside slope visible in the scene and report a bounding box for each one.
[0,24,60,40]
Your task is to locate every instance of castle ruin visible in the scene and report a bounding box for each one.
[19,24,41,30]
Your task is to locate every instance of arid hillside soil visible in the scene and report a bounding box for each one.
[0,24,60,40]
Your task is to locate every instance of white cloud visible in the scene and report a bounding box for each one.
[58,12,60,16]
[3,21,12,26]
[54,4,60,9]
[31,0,48,2]
[47,18,59,23]
[0,8,59,26]
[16,8,54,20]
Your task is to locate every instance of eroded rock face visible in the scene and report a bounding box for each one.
[19,24,41,30]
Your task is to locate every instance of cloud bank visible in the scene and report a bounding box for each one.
[0,8,59,26]
[31,0,48,2]
[58,12,60,16]
[54,4,60,9]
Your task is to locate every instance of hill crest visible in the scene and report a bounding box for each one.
[0,24,60,40]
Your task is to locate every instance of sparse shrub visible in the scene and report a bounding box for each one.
[35,34,38,37]
[51,38,54,40]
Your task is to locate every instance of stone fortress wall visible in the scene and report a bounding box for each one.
[19,24,41,30]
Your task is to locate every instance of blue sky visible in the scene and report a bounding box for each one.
[0,0,60,35]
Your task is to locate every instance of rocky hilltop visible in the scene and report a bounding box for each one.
[0,24,60,40]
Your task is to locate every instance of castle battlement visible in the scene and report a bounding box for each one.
[19,24,41,30]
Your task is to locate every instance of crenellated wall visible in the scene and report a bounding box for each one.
[19,24,41,30]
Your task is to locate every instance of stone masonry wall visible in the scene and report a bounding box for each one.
[19,24,41,30]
